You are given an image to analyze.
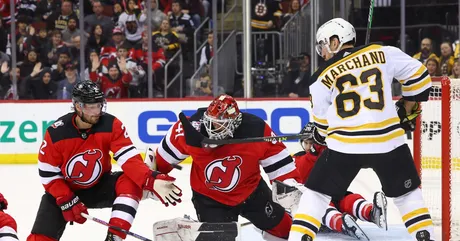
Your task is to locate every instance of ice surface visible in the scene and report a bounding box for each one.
[0,165,440,240]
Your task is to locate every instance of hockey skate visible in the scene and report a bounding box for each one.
[370,191,388,230]
[105,232,123,241]
[342,214,369,241]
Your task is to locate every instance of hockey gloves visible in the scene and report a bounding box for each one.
[0,193,8,211]
[56,193,88,224]
[144,171,182,207]
[395,98,421,131]
[302,122,326,146]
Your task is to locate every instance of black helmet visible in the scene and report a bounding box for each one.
[299,122,314,142]
[72,81,105,104]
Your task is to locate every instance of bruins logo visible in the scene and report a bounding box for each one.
[254,3,267,17]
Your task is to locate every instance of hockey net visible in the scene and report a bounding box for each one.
[413,76,460,241]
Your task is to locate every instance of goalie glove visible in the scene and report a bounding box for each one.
[302,122,326,146]
[395,98,422,131]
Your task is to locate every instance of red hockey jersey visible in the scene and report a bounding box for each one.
[38,113,150,199]
[293,144,327,183]
[0,211,17,240]
[89,71,132,98]
[155,109,301,206]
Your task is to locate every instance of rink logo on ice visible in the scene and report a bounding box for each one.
[65,149,103,186]
[205,155,243,192]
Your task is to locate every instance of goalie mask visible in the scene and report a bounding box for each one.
[72,81,106,124]
[202,95,243,140]
[316,18,356,56]
[299,122,315,152]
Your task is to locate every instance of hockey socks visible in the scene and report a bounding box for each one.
[109,195,140,239]
[322,205,343,232]
[338,193,373,222]
[289,188,331,241]
[266,212,293,239]
[393,188,435,240]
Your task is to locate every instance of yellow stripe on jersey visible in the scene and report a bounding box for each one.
[404,65,426,81]
[313,116,328,126]
[401,74,431,92]
[327,117,400,132]
[290,226,316,239]
[294,214,322,228]
[402,208,430,222]
[407,220,434,234]
[328,129,405,143]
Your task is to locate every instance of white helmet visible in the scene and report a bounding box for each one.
[316,18,356,56]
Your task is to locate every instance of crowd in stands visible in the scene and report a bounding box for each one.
[1,0,453,100]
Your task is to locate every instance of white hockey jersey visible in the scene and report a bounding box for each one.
[309,44,432,154]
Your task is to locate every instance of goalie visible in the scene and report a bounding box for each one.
[273,123,388,240]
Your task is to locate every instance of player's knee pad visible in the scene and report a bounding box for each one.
[26,234,58,241]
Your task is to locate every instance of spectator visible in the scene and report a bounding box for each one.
[181,0,204,28]
[0,62,24,99]
[450,60,460,78]
[118,0,147,45]
[282,0,301,27]
[251,0,282,30]
[20,48,40,78]
[112,1,124,23]
[152,19,180,59]
[24,64,58,99]
[148,0,168,31]
[89,56,132,98]
[46,0,78,31]
[192,71,224,96]
[439,41,455,76]
[27,27,49,55]
[84,49,107,80]
[17,0,37,21]
[158,0,173,13]
[169,0,195,57]
[40,30,65,66]
[69,35,85,68]
[108,27,127,50]
[84,0,114,38]
[35,0,61,22]
[0,19,8,53]
[0,0,18,26]
[282,53,310,97]
[199,30,213,66]
[7,15,35,63]
[117,42,145,87]
[86,24,109,55]
[413,38,439,64]
[201,0,210,18]
[51,50,71,82]
[425,57,440,77]
[62,16,86,47]
[56,63,79,99]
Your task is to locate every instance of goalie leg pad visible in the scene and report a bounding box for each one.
[153,218,240,241]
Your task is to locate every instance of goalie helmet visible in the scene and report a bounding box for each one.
[316,18,356,56]
[299,123,315,151]
[202,94,243,140]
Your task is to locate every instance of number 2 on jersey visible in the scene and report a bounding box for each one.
[335,68,384,118]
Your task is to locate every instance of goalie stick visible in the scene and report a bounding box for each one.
[177,112,310,145]
[81,213,153,241]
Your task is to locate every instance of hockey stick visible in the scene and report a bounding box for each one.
[81,213,153,241]
[178,112,310,145]
[365,0,375,44]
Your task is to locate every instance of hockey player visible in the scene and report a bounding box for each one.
[275,123,387,240]
[151,94,304,240]
[27,81,182,241]
[289,18,434,241]
[0,193,18,241]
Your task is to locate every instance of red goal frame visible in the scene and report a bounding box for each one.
[413,76,452,241]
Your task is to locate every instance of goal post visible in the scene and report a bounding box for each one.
[413,76,460,241]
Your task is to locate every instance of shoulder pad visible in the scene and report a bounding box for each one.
[232,113,266,138]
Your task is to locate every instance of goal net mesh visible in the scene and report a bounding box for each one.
[417,77,460,240]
